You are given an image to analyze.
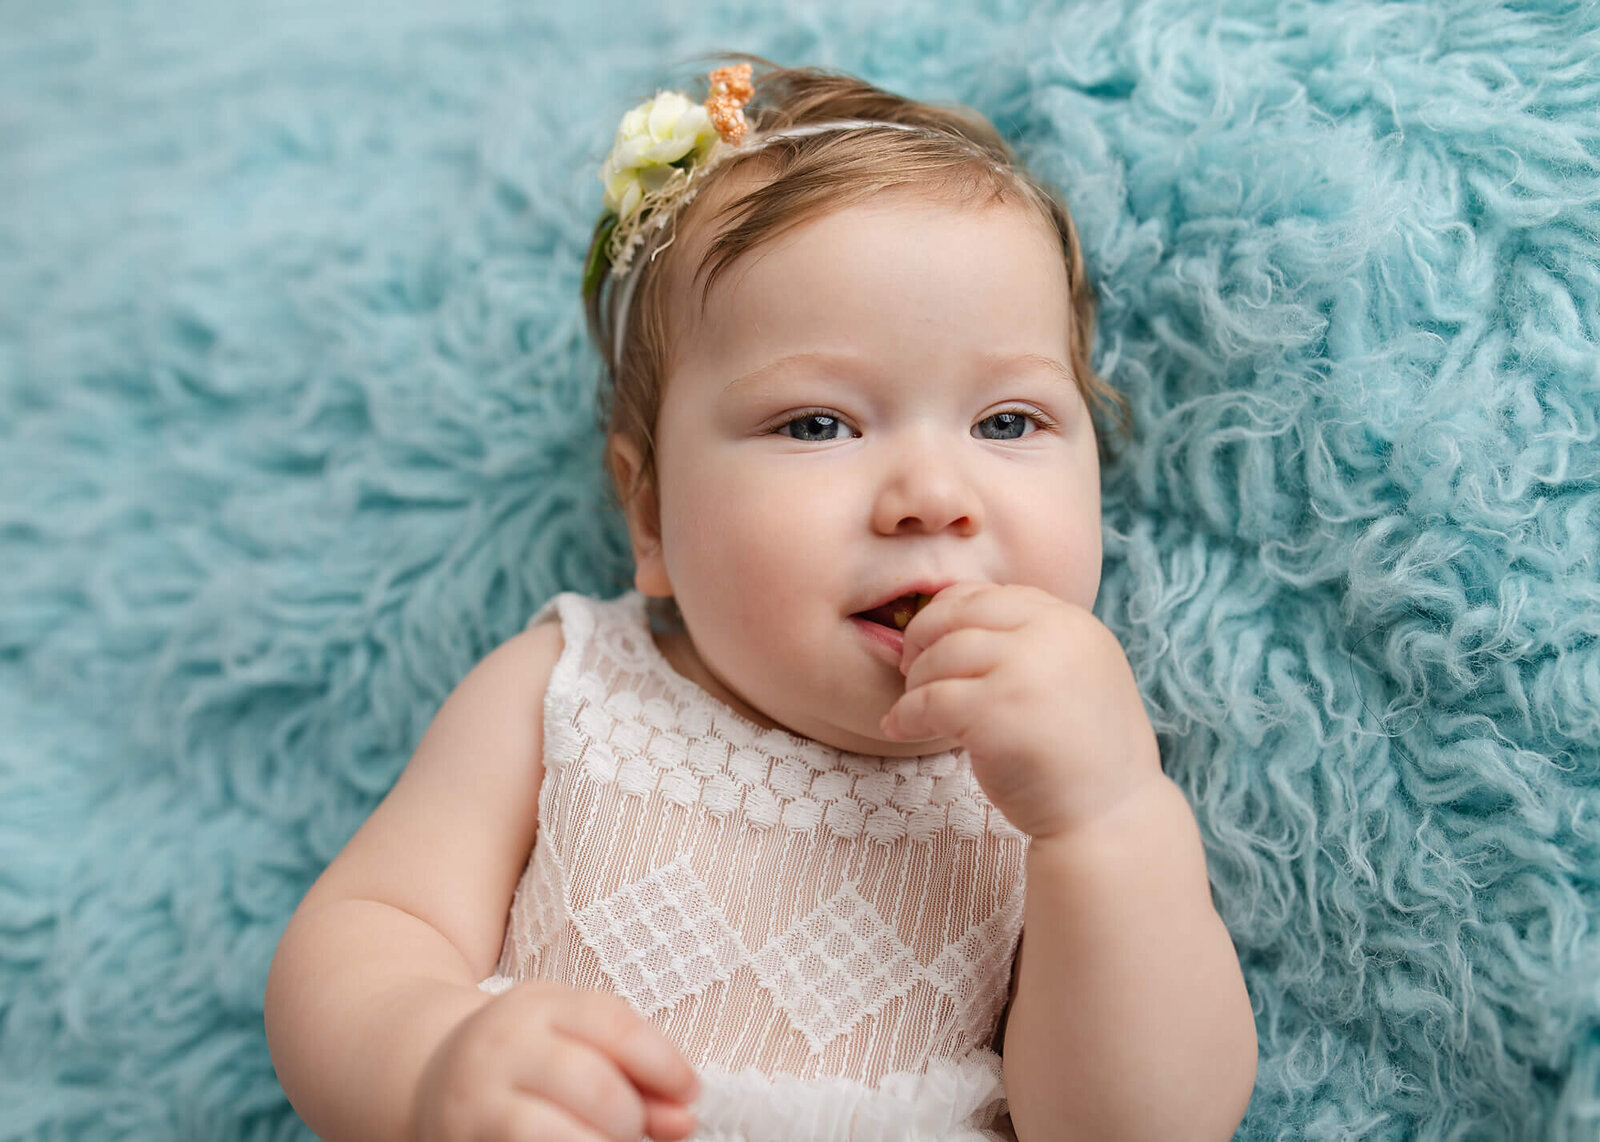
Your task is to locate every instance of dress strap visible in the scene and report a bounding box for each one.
[526,590,653,697]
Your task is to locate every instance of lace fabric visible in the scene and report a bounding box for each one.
[480,592,1028,1140]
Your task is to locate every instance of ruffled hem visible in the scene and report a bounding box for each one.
[692,1051,1013,1142]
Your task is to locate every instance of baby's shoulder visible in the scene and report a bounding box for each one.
[438,610,566,723]
[495,609,565,685]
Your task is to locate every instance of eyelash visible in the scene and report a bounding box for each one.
[769,406,1059,439]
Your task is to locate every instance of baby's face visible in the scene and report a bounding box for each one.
[619,190,1102,756]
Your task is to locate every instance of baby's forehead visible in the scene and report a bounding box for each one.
[666,167,1052,319]
[657,186,1075,395]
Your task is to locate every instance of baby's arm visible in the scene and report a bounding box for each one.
[264,621,697,1142]
[884,583,1256,1140]
[1002,782,1257,1141]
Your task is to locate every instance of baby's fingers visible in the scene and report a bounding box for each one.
[900,626,1001,692]
[510,1040,648,1142]
[553,992,700,1104]
[881,676,981,742]
[899,583,1030,674]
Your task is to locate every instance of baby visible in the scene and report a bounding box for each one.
[265,60,1257,1142]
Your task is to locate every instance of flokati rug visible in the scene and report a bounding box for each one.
[2,0,1598,1138]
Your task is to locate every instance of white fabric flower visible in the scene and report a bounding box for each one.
[599,91,717,220]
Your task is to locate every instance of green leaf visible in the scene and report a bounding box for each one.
[582,213,618,301]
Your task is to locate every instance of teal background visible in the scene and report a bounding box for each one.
[3,1,1598,1137]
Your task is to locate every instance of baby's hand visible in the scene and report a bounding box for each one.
[413,979,699,1142]
[881,582,1163,840]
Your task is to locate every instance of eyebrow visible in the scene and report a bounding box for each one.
[992,352,1078,388]
[722,351,1076,392]
[722,352,866,393]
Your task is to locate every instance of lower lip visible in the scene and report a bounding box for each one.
[850,616,905,667]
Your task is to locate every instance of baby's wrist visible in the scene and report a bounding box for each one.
[1023,772,1189,859]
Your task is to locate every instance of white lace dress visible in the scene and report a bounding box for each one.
[478,592,1029,1142]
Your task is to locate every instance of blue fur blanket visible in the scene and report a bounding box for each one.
[2,1,1597,1138]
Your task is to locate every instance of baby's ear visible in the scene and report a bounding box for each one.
[606,435,672,598]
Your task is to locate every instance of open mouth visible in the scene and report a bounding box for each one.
[853,592,935,631]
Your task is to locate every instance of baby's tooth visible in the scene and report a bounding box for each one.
[892,601,914,630]
[913,593,933,614]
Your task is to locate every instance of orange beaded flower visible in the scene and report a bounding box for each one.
[704,63,755,144]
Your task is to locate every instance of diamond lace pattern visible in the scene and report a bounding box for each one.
[573,853,1019,1051]
[509,836,565,955]
[573,856,744,1016]
[748,882,924,1051]
[925,905,1019,1031]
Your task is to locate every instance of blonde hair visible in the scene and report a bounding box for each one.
[584,56,1131,511]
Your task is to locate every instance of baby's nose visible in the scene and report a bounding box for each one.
[871,450,982,537]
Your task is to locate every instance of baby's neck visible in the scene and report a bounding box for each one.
[651,626,784,732]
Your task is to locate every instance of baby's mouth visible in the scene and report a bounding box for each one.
[854,592,934,631]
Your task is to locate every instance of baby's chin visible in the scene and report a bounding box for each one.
[784,684,961,758]
[660,625,956,757]
[782,713,959,760]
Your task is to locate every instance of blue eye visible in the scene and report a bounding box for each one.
[780,412,854,441]
[974,411,1037,440]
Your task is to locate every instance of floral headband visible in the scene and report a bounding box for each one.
[582,64,756,301]
[584,66,938,366]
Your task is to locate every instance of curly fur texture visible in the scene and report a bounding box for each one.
[1,1,1597,1138]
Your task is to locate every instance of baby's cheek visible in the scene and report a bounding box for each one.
[670,505,800,625]
[1020,528,1101,611]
